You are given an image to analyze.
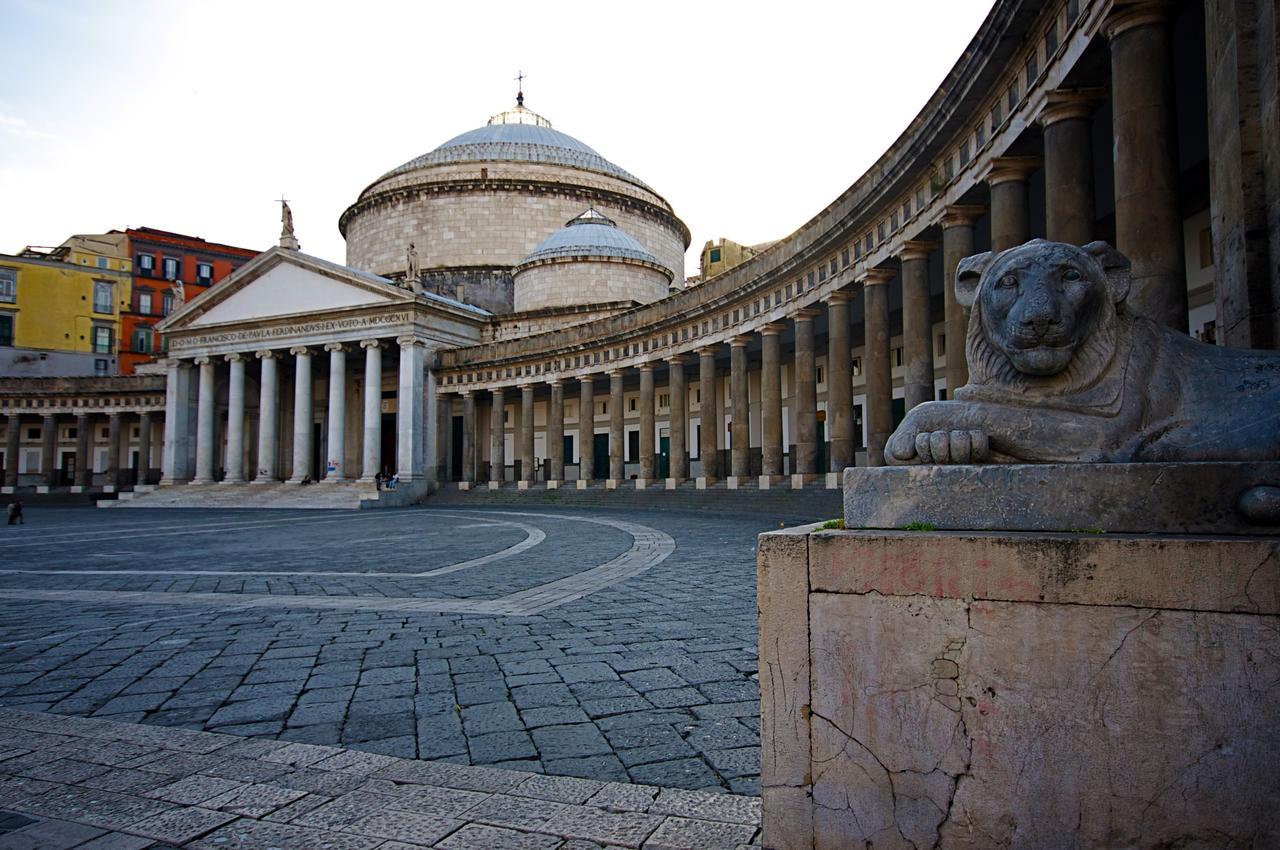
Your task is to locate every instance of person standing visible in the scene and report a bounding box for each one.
[7,500,23,525]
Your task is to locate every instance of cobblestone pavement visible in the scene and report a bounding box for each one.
[0,707,761,849]
[0,505,806,797]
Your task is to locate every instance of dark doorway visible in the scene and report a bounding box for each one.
[563,435,574,471]
[659,435,670,478]
[593,433,609,477]
[892,398,906,430]
[627,431,640,466]
[60,452,75,486]
[816,420,827,475]
[451,415,464,481]
[380,413,396,475]
[311,423,322,481]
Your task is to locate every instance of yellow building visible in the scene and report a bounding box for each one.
[697,237,777,281]
[1,240,132,377]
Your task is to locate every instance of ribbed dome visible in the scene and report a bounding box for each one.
[519,209,665,271]
[379,103,651,191]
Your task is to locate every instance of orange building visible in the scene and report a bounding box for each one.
[119,228,259,374]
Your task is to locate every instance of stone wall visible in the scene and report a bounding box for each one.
[514,259,671,313]
[758,526,1280,849]
[342,161,689,284]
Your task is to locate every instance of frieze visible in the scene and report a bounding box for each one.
[169,312,414,349]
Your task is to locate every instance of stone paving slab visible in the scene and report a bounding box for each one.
[0,506,777,794]
[0,708,761,849]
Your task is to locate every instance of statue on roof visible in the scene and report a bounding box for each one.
[171,278,185,308]
[279,198,300,251]
[405,242,421,294]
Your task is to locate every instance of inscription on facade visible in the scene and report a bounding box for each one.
[171,313,413,349]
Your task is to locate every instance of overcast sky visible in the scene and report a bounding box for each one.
[0,0,993,278]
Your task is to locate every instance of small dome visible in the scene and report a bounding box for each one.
[518,209,667,272]
[378,102,651,190]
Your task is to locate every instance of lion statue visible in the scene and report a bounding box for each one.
[886,239,1280,465]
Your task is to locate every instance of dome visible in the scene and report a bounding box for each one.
[378,103,652,191]
[518,209,666,270]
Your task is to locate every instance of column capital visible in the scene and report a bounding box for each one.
[359,338,382,350]
[984,156,1042,186]
[665,354,686,366]
[759,322,785,337]
[697,345,719,357]
[579,373,596,384]
[324,342,347,353]
[545,377,563,387]
[165,356,191,371]
[941,204,987,228]
[823,290,855,306]
[459,388,474,397]
[518,382,535,392]
[224,352,243,363]
[1105,0,1170,39]
[730,334,752,348]
[793,308,820,322]
[396,335,425,348]
[255,349,276,360]
[637,362,655,373]
[288,345,310,357]
[193,355,212,366]
[859,268,897,287]
[897,240,938,262]
[608,368,625,379]
[1040,87,1106,127]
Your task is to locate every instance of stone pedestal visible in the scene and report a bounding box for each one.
[759,523,1280,849]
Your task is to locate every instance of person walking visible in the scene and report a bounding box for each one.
[7,500,23,525]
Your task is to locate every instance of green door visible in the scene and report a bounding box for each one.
[593,433,610,476]
[659,435,670,478]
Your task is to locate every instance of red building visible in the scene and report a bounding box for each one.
[120,228,259,374]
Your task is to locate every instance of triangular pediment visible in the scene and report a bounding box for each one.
[161,248,411,331]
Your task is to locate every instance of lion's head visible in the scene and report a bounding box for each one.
[956,240,1132,396]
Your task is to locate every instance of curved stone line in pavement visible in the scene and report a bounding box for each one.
[0,513,546,580]
[0,511,677,617]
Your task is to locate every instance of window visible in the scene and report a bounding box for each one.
[976,120,986,149]
[96,257,108,269]
[132,327,152,354]
[162,257,180,281]
[629,398,637,412]
[1007,82,1019,111]
[95,359,109,377]
[991,102,1002,132]
[959,140,970,166]
[92,325,113,354]
[891,211,900,232]
[197,262,213,283]
[163,291,174,316]
[136,253,155,275]
[0,313,12,346]
[659,393,670,408]
[903,200,912,222]
[864,235,873,253]
[854,242,862,261]
[709,247,722,264]
[1026,54,1038,84]
[0,268,15,303]
[93,281,114,314]
[137,290,153,315]
[841,249,849,268]
[1045,21,1059,55]
[851,356,862,377]
[818,266,826,282]
[817,365,825,385]
[877,222,886,243]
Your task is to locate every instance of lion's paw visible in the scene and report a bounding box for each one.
[912,429,989,464]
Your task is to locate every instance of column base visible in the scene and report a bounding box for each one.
[457,481,472,491]
[517,480,530,491]
[70,485,84,494]
[488,481,502,490]
[219,478,246,486]
[665,478,683,490]
[189,478,214,486]
[825,472,841,489]
[0,486,13,494]
[759,474,784,490]
[250,478,278,485]
[726,476,742,490]
[320,475,349,484]
[634,478,650,490]
[576,479,591,490]
[790,473,817,489]
[35,486,49,494]
[546,480,561,490]
[606,479,621,490]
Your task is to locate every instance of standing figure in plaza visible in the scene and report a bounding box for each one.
[886,240,1280,465]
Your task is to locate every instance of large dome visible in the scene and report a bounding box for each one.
[379,105,652,192]
[519,209,663,267]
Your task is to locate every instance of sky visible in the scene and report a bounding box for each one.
[0,0,994,279]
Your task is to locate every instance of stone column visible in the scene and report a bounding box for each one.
[825,293,854,474]
[489,388,505,485]
[1041,89,1103,245]
[667,356,687,482]
[899,241,938,411]
[1107,0,1188,330]
[520,384,535,485]
[863,268,897,467]
[288,346,313,483]
[638,365,655,482]
[437,393,452,483]
[106,412,121,488]
[191,356,216,484]
[74,413,92,488]
[461,390,476,484]
[942,205,985,393]
[730,337,751,479]
[254,350,279,483]
[986,156,1041,252]
[324,343,348,481]
[547,380,564,484]
[40,413,57,487]
[760,323,784,482]
[396,337,425,482]
[223,353,246,483]
[792,309,818,480]
[578,376,595,484]
[3,415,18,488]
[359,339,382,482]
[1205,0,1280,349]
[137,412,152,485]
[161,358,192,484]
[609,370,624,483]
[697,347,719,482]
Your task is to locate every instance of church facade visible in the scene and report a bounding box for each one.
[3,0,1277,507]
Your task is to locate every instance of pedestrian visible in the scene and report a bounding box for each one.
[7,500,23,525]
[389,473,399,490]
[375,472,383,491]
